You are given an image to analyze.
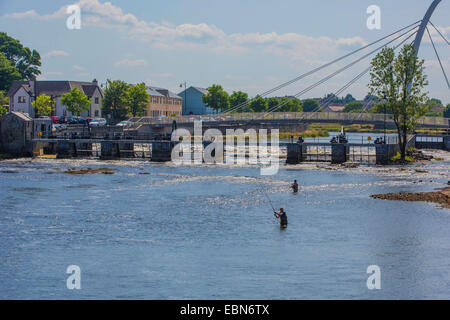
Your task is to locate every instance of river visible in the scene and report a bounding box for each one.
[0,135,449,299]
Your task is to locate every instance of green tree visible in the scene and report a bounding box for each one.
[343,93,356,104]
[202,84,229,112]
[424,98,443,117]
[229,91,248,111]
[249,95,268,112]
[0,90,9,105]
[278,97,302,112]
[369,44,429,162]
[0,52,21,92]
[61,88,91,116]
[102,80,130,120]
[369,102,393,114]
[343,101,364,113]
[32,94,54,116]
[127,83,149,117]
[0,90,7,117]
[0,32,41,83]
[443,104,450,118]
[302,99,321,112]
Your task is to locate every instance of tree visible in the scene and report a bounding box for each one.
[424,98,443,117]
[202,84,229,112]
[302,99,321,112]
[0,90,9,106]
[343,101,364,113]
[0,91,7,117]
[102,80,130,120]
[0,32,41,83]
[229,91,248,110]
[369,44,428,162]
[32,94,54,116]
[0,52,21,92]
[369,102,393,114]
[126,83,149,117]
[249,95,268,112]
[443,104,450,118]
[61,88,91,116]
[278,97,302,112]
[343,93,356,104]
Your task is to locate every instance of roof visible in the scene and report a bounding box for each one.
[147,86,182,99]
[326,105,345,112]
[9,111,32,121]
[7,80,103,98]
[146,87,164,97]
[191,86,208,95]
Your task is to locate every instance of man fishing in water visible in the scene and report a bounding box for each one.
[291,180,299,193]
[274,208,288,228]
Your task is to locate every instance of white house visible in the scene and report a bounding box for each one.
[7,79,103,118]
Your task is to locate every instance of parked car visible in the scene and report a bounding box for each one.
[89,118,107,127]
[51,116,62,124]
[52,124,68,132]
[116,120,131,127]
[78,117,87,124]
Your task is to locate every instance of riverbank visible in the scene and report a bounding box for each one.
[371,186,450,209]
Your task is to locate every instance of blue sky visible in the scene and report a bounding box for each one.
[0,0,448,103]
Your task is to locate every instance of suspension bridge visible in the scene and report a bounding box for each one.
[130,0,449,132]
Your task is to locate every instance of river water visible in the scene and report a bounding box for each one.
[0,136,449,299]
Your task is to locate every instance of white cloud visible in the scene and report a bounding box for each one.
[115,59,148,67]
[44,50,69,58]
[73,65,85,71]
[3,0,369,62]
[44,71,63,76]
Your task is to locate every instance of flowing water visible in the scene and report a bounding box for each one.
[0,139,449,299]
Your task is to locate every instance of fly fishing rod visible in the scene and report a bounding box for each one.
[259,184,278,218]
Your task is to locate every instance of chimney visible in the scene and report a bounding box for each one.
[29,79,36,96]
[92,78,98,85]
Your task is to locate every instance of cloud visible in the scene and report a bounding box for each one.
[73,65,85,71]
[4,10,39,19]
[44,71,63,76]
[3,0,369,62]
[115,59,148,67]
[44,50,69,58]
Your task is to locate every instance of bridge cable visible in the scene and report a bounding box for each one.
[426,26,450,91]
[316,29,419,113]
[222,20,421,114]
[428,21,450,46]
[263,25,420,115]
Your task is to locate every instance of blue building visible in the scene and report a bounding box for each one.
[178,86,216,115]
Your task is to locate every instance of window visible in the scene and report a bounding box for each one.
[95,97,99,104]
[95,110,99,117]
[18,96,26,103]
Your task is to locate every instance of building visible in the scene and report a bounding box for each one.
[7,79,103,118]
[0,112,33,155]
[178,86,215,115]
[143,86,182,117]
[323,105,345,112]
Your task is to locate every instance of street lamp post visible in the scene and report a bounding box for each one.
[180,82,187,115]
[382,91,387,144]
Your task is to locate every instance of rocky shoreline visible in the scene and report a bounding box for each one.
[371,187,450,209]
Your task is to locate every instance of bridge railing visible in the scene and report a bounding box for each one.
[127,112,448,127]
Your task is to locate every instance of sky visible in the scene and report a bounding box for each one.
[0,0,449,103]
